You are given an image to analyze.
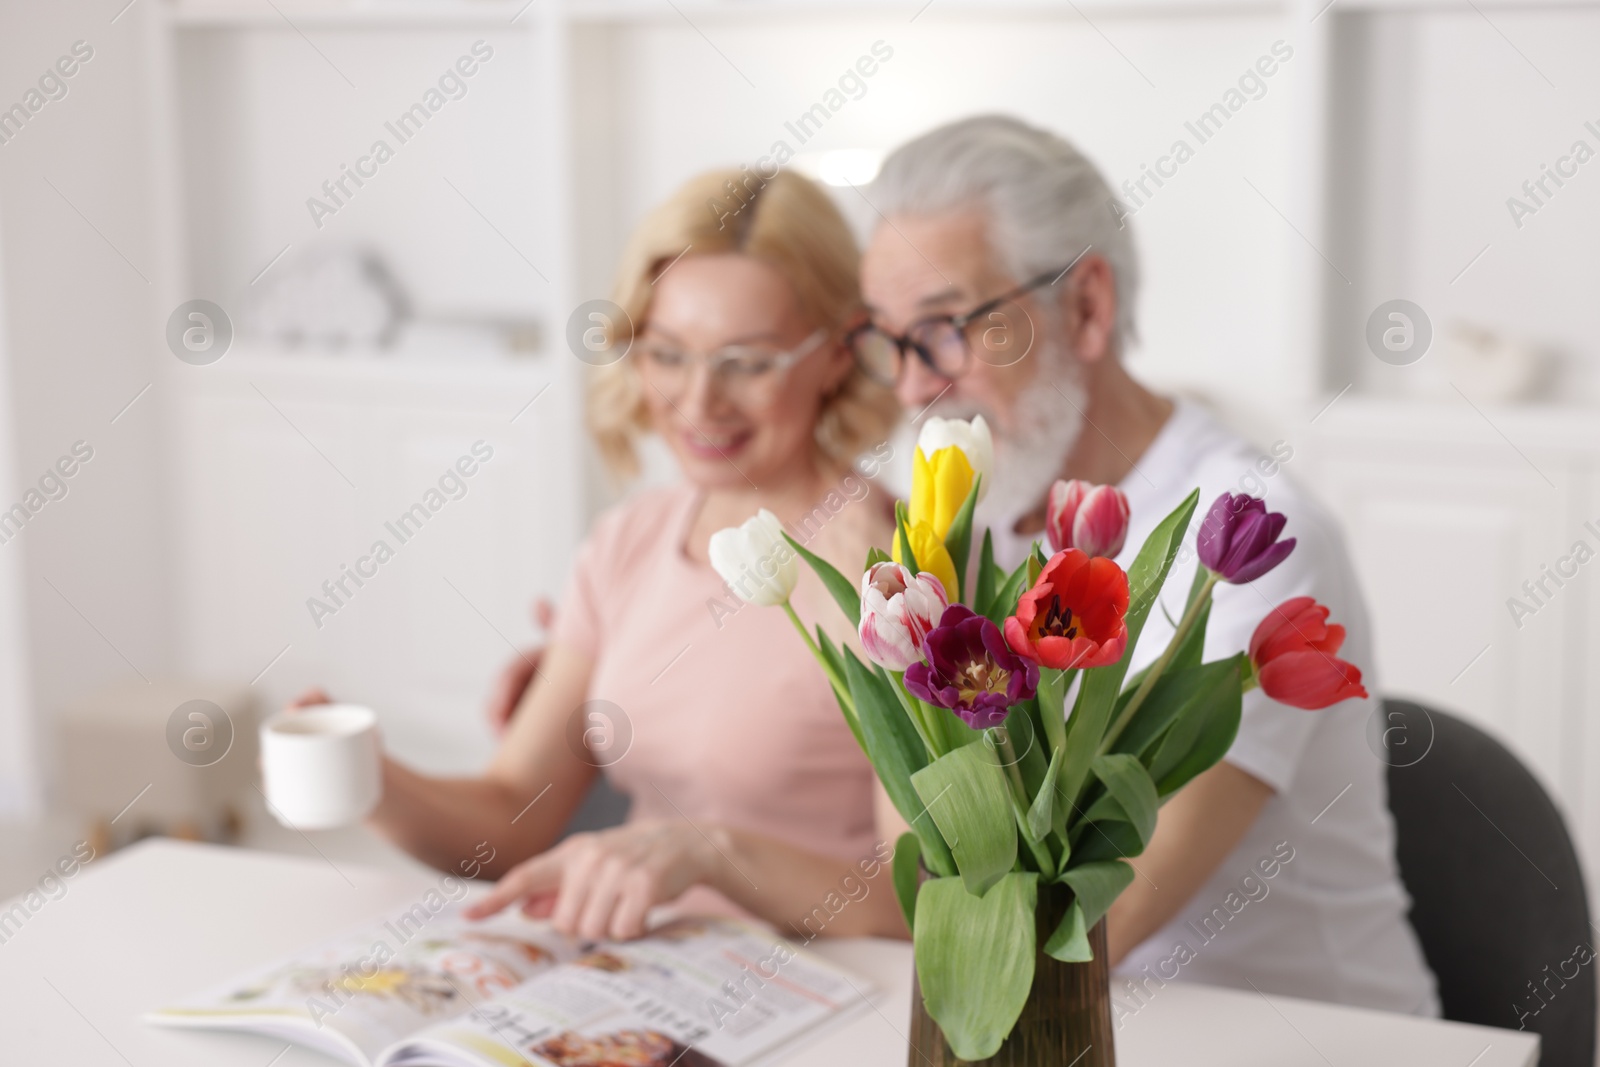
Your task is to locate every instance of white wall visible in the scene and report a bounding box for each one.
[581,11,1303,406]
[0,200,40,818]
[174,24,553,327]
[1325,8,1600,403]
[0,3,173,805]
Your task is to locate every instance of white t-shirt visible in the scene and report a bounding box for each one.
[989,399,1440,1017]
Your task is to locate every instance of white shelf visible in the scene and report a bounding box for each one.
[167,1,536,28]
[1328,0,1599,9]
[179,344,560,393]
[165,0,1289,29]
[1315,394,1600,450]
[557,0,1287,19]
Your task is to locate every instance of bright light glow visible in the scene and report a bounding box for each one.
[792,149,884,188]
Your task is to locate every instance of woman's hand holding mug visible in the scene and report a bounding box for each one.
[260,689,382,830]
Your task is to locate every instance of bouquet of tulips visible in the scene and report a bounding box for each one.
[709,416,1366,1060]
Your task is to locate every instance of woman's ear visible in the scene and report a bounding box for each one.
[821,335,856,397]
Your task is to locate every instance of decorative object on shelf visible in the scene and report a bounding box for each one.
[711,416,1366,1065]
[60,679,258,857]
[1442,321,1551,403]
[242,246,409,351]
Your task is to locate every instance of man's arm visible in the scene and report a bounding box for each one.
[1105,760,1273,966]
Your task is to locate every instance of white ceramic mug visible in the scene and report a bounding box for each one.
[260,704,381,830]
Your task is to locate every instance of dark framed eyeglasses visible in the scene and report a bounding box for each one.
[846,259,1084,387]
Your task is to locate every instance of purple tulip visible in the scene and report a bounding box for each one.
[904,605,1039,730]
[1197,492,1296,584]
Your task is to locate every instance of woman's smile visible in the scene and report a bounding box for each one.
[679,426,754,461]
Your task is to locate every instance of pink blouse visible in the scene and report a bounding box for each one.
[553,485,879,907]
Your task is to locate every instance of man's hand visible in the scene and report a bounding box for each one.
[486,598,555,736]
[464,819,719,941]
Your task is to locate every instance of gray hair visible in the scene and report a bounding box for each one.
[870,114,1139,350]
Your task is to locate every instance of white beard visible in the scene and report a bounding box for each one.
[920,341,1086,543]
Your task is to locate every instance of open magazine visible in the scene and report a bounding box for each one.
[147,904,871,1067]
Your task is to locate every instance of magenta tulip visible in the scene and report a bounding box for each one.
[905,606,1039,730]
[1197,492,1296,584]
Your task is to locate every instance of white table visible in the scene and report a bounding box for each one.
[0,840,1538,1066]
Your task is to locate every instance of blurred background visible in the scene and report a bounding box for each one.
[0,0,1597,914]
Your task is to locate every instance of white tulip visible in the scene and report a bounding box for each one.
[708,508,800,606]
[916,414,994,502]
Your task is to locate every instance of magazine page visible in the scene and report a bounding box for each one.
[384,918,870,1067]
[147,906,577,1066]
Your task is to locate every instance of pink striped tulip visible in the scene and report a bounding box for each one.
[1045,479,1131,559]
[858,562,949,672]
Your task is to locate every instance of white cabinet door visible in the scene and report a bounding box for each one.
[1304,433,1574,805]
[171,354,582,773]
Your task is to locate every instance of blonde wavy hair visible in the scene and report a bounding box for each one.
[587,168,900,480]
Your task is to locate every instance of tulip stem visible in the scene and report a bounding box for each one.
[782,601,853,718]
[992,728,1056,877]
[889,682,943,761]
[1100,570,1221,755]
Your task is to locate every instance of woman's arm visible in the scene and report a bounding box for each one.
[467,781,912,942]
[364,642,601,878]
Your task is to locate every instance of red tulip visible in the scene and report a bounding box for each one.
[1249,596,1368,709]
[1046,479,1130,559]
[1004,549,1129,670]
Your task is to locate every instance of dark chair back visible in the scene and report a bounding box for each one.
[1384,699,1595,1066]
[560,774,631,839]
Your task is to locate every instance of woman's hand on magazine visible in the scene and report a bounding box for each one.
[464,820,720,941]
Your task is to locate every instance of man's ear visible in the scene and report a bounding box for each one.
[1058,254,1118,365]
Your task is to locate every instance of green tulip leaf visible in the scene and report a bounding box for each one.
[1090,753,1159,848]
[1028,744,1065,842]
[894,501,921,575]
[783,533,860,627]
[1107,658,1237,765]
[813,627,862,750]
[1150,654,1244,797]
[984,555,1034,627]
[944,476,981,603]
[1060,858,1135,930]
[1169,566,1215,672]
[1069,820,1144,865]
[1043,898,1091,962]
[975,528,998,618]
[910,740,1017,896]
[865,546,893,570]
[1081,791,1127,826]
[841,649,954,877]
[915,873,1038,1061]
[1000,703,1049,799]
[1036,668,1071,756]
[891,831,921,932]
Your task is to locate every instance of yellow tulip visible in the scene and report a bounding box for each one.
[893,519,960,601]
[910,445,975,543]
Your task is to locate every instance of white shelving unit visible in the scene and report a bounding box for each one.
[147,0,584,772]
